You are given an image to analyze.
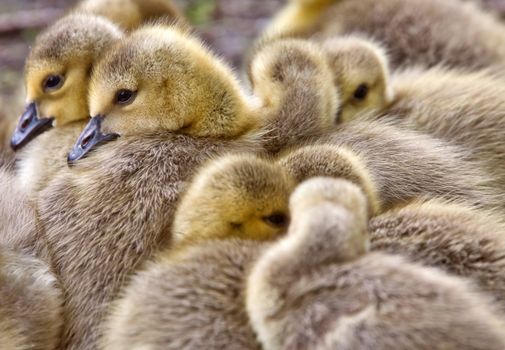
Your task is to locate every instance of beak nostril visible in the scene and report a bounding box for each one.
[68,115,119,164]
[11,103,53,151]
[81,132,95,149]
[20,117,30,130]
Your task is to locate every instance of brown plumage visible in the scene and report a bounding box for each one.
[246,34,499,213]
[17,122,87,199]
[277,119,498,211]
[0,246,63,350]
[36,27,500,349]
[0,166,53,266]
[101,239,265,350]
[33,30,338,349]
[278,143,380,215]
[387,67,505,193]
[248,178,505,350]
[245,38,499,213]
[461,0,505,20]
[370,199,505,313]
[318,36,505,192]
[177,152,505,312]
[0,169,39,252]
[265,0,505,70]
[0,169,59,349]
[98,155,288,349]
[36,134,255,349]
[101,177,505,349]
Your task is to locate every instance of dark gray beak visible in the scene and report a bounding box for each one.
[67,115,119,165]
[10,103,54,150]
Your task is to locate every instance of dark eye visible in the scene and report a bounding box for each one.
[263,213,288,227]
[43,74,63,91]
[115,89,136,105]
[353,83,369,101]
[230,222,242,230]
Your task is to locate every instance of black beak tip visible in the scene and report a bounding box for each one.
[66,115,119,166]
[66,150,79,166]
[10,137,22,151]
[10,103,54,151]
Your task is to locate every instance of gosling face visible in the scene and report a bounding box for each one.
[11,14,122,150]
[70,25,249,162]
[322,37,393,123]
[172,155,296,245]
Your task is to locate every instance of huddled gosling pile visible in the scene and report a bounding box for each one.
[1,0,505,349]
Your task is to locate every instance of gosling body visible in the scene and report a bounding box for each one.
[182,152,505,312]
[247,178,505,350]
[0,247,63,350]
[389,68,505,190]
[44,27,341,349]
[37,133,254,349]
[278,120,498,211]
[102,239,264,350]
[320,37,505,191]
[266,0,505,70]
[102,177,505,349]
[371,199,505,312]
[74,0,184,31]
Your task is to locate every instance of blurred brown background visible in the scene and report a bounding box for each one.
[0,0,504,102]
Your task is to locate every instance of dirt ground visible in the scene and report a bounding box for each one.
[1,0,505,103]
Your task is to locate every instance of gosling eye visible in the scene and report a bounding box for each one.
[115,89,136,105]
[230,222,243,230]
[263,213,288,227]
[353,83,369,101]
[43,74,64,92]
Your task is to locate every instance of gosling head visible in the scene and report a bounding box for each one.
[75,0,185,31]
[322,36,394,123]
[288,177,370,260]
[248,37,338,128]
[11,14,123,150]
[69,25,254,163]
[172,154,295,245]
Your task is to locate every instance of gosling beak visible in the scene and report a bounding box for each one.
[10,103,54,150]
[67,115,119,165]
